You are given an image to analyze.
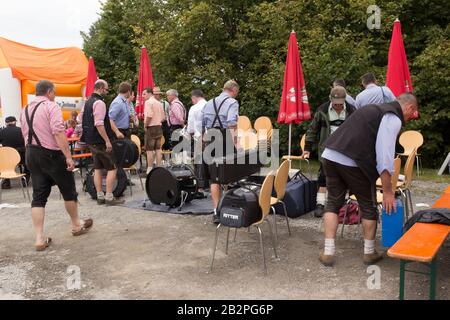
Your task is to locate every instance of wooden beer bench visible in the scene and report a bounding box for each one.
[387,190,450,300]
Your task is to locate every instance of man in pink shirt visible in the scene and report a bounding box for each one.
[20,80,93,251]
[143,87,166,173]
[166,89,186,149]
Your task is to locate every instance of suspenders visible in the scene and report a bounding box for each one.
[24,101,45,147]
[212,97,230,130]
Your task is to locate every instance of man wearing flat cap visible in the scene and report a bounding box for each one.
[302,86,356,218]
[0,116,29,189]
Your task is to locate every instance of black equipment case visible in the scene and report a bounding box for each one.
[217,184,262,228]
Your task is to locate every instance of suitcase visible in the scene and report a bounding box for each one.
[277,171,318,218]
[217,184,262,228]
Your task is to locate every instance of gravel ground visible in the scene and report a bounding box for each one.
[0,174,449,300]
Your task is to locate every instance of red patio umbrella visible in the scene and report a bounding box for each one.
[85,57,98,98]
[386,19,413,97]
[136,46,155,120]
[278,31,311,158]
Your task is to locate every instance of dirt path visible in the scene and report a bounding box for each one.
[0,176,449,300]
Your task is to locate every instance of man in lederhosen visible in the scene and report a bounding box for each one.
[201,80,240,223]
[20,80,93,251]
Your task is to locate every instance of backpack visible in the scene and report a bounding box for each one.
[338,201,360,225]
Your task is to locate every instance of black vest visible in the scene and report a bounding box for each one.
[325,101,405,182]
[81,93,114,145]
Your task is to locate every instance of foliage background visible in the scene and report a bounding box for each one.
[82,0,450,168]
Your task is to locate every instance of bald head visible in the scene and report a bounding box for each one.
[94,79,109,97]
[397,92,419,122]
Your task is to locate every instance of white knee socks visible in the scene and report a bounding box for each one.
[317,192,326,206]
[364,240,375,255]
[324,238,335,256]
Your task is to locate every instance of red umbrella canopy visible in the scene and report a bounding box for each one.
[136,47,155,119]
[85,57,98,98]
[386,19,413,97]
[278,31,311,125]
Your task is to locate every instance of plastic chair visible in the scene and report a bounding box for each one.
[209,174,278,275]
[282,134,311,177]
[237,116,252,132]
[270,160,292,244]
[398,130,423,176]
[123,135,145,196]
[0,147,30,203]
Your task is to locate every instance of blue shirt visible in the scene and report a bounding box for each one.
[109,95,131,129]
[322,113,402,176]
[355,84,396,109]
[346,94,356,107]
[202,92,239,131]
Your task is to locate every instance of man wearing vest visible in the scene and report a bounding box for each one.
[319,93,419,267]
[302,86,356,218]
[201,80,240,223]
[81,80,124,206]
[20,80,93,251]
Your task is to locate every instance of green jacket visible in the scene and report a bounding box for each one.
[304,101,356,161]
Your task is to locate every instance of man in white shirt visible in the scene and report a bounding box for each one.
[187,90,207,138]
[188,89,207,195]
[355,72,396,109]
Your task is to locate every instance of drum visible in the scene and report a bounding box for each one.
[146,165,198,208]
[112,139,139,168]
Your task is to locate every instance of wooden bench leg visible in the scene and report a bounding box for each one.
[430,258,437,300]
[399,260,406,300]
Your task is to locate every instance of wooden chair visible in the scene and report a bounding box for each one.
[398,130,423,176]
[237,116,252,132]
[209,174,278,275]
[377,149,417,220]
[123,135,145,196]
[0,147,30,203]
[254,116,273,149]
[282,134,311,177]
[239,130,258,151]
[270,160,292,244]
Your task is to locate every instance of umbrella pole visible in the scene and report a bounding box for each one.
[288,124,292,171]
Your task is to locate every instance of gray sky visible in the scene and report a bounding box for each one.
[0,0,102,48]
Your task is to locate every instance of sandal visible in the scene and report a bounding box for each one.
[72,218,94,236]
[35,237,52,252]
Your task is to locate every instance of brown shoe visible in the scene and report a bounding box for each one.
[72,219,93,236]
[319,251,335,267]
[105,198,125,206]
[35,237,52,252]
[363,250,383,265]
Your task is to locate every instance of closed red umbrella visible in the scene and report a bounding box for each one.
[278,31,311,157]
[85,57,98,98]
[136,46,155,120]
[386,19,413,97]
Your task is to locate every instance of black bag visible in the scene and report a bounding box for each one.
[278,171,318,218]
[84,167,128,199]
[112,138,139,168]
[217,184,262,228]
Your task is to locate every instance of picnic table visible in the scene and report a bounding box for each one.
[388,188,450,300]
